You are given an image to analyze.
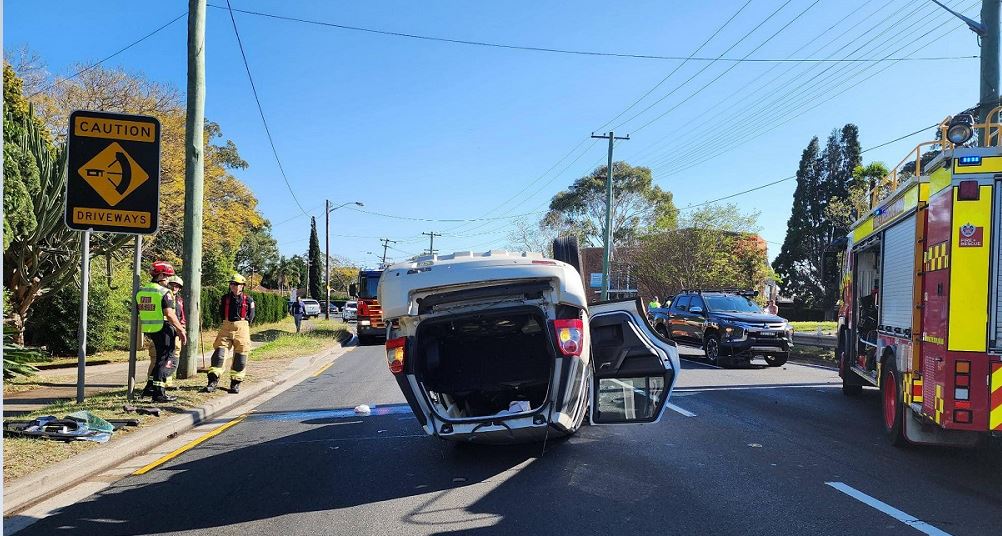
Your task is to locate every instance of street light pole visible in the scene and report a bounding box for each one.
[324,201,364,320]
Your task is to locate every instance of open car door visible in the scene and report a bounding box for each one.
[588,298,680,424]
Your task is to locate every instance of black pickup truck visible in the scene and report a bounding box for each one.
[653,290,793,367]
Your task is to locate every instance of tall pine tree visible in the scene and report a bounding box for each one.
[773,125,861,314]
[308,217,322,299]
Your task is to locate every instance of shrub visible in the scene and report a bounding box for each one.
[200,287,288,329]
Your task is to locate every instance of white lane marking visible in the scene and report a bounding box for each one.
[675,384,839,393]
[667,403,696,417]
[825,482,952,536]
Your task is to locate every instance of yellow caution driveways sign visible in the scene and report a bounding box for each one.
[65,110,160,234]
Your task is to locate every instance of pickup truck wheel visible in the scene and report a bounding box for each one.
[764,353,788,367]
[703,334,721,366]
[552,236,582,276]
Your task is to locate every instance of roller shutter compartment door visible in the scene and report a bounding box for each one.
[880,213,917,333]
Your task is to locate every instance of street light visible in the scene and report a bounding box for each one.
[325,200,364,319]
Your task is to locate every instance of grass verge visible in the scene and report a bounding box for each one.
[790,321,837,335]
[3,318,350,483]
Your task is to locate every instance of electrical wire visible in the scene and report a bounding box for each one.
[204,4,975,64]
[225,0,310,217]
[27,10,188,98]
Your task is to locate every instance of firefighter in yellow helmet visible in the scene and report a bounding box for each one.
[136,261,187,402]
[205,273,255,393]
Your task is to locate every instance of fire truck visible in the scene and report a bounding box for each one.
[350,269,386,346]
[837,110,1002,447]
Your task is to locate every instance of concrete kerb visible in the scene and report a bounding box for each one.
[3,337,357,516]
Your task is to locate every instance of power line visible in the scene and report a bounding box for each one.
[676,122,938,212]
[224,0,310,217]
[650,0,969,176]
[204,4,975,64]
[346,205,549,222]
[28,11,188,98]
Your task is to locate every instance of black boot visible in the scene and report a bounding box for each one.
[229,380,241,394]
[141,380,156,398]
[203,372,219,393]
[152,386,177,403]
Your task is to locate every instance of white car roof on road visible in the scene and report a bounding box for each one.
[378,250,587,319]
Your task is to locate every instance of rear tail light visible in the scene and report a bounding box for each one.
[386,337,406,374]
[954,361,970,400]
[553,319,583,357]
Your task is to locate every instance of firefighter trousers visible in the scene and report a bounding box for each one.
[210,320,251,381]
[148,333,182,387]
[145,324,177,388]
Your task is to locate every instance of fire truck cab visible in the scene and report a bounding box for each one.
[350,269,387,346]
[837,112,1002,447]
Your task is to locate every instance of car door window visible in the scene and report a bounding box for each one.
[588,299,678,424]
[688,296,705,313]
[672,296,690,312]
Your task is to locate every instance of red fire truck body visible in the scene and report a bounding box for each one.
[837,115,1002,447]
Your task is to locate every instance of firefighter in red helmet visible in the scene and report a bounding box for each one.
[136,261,187,402]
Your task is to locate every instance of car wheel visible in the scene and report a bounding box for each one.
[881,359,907,447]
[703,333,721,366]
[764,353,788,367]
[551,236,582,275]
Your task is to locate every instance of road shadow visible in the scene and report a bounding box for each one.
[250,329,287,343]
[12,407,552,535]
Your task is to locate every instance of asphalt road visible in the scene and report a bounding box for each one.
[11,344,1002,535]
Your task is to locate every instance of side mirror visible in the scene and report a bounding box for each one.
[348,283,357,297]
[689,306,704,314]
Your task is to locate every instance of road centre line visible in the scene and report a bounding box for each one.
[825,482,953,536]
[132,414,248,476]
[312,361,334,377]
[666,403,697,417]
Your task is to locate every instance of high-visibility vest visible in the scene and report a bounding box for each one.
[136,283,169,333]
[649,300,660,310]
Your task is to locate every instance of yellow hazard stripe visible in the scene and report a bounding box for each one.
[991,365,1002,431]
[133,414,248,475]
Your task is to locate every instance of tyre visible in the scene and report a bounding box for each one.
[881,359,907,447]
[765,353,788,367]
[839,331,863,396]
[552,236,582,275]
[703,332,722,366]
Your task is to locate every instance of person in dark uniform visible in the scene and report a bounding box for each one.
[205,273,256,394]
[136,261,187,402]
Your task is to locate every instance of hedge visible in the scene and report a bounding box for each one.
[200,286,289,329]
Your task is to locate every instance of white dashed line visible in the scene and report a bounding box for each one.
[826,482,952,536]
[667,403,697,417]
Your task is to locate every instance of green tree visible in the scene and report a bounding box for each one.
[632,204,774,297]
[307,218,322,299]
[773,124,862,313]
[543,162,678,247]
[3,63,42,251]
[2,68,129,342]
[235,222,279,289]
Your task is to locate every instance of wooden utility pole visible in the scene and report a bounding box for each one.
[178,0,206,379]
[422,231,441,256]
[325,199,331,320]
[590,131,629,301]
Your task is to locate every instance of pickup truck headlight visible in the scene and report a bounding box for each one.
[723,325,745,340]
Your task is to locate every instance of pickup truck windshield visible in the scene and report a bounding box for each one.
[705,295,761,313]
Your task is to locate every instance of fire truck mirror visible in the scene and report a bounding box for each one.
[349,283,358,297]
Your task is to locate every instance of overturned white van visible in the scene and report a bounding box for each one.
[377,240,680,443]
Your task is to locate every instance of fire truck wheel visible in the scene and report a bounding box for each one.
[881,360,907,447]
[838,336,863,396]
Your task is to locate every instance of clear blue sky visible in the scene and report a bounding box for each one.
[4,0,984,267]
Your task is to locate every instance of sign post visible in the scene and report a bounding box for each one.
[66,110,161,403]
